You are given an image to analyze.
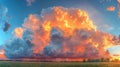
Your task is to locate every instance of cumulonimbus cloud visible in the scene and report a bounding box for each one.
[3,6,115,60]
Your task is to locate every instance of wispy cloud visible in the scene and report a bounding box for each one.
[26,0,35,6]
[0,4,11,32]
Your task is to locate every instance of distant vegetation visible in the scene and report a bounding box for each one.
[1,62,120,67]
[0,58,119,62]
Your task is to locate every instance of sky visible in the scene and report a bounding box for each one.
[0,0,120,45]
[0,0,120,60]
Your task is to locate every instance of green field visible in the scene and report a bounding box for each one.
[0,62,120,67]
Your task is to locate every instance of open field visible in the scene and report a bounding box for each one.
[1,62,120,67]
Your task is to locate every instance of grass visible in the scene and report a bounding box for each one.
[0,62,120,67]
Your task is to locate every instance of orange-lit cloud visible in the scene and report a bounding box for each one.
[14,27,24,38]
[0,50,6,60]
[4,6,115,60]
[118,12,120,17]
[23,7,114,59]
[118,0,120,3]
[106,6,115,11]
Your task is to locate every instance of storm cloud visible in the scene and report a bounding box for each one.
[4,6,115,60]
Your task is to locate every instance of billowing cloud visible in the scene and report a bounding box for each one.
[4,6,115,60]
[4,29,33,59]
[106,6,115,11]
[26,0,35,6]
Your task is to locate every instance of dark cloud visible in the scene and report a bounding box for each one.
[3,22,11,32]
[0,4,10,32]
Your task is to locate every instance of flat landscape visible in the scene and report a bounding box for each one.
[0,62,120,67]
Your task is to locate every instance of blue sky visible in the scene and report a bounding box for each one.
[0,0,120,55]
